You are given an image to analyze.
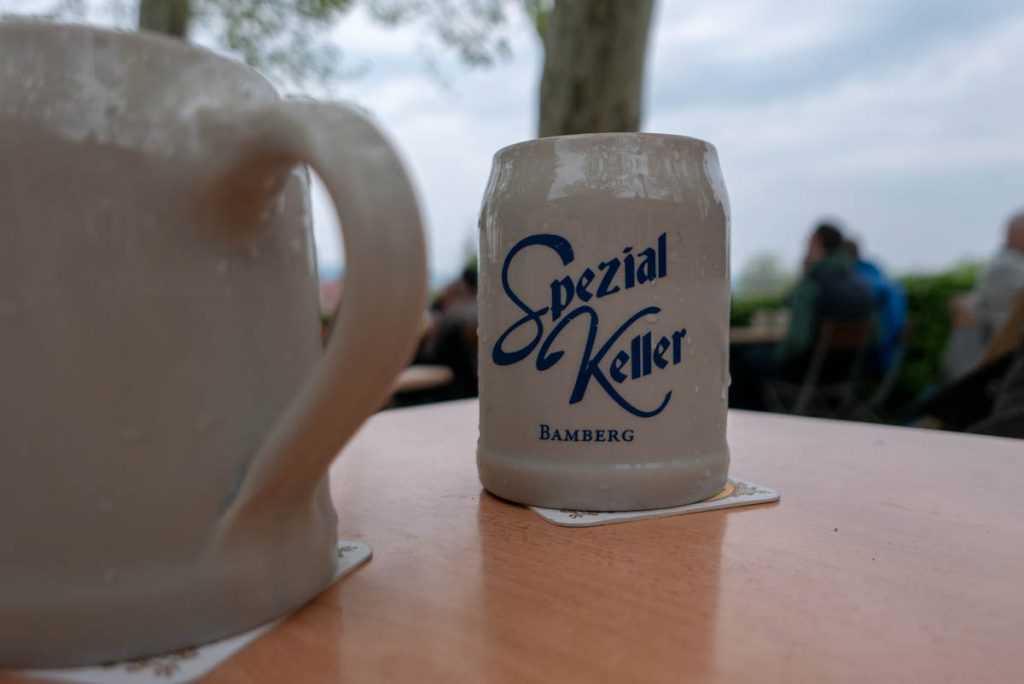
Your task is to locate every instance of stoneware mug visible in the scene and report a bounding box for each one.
[477,133,730,511]
[0,22,426,666]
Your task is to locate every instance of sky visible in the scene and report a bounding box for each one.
[9,0,1024,284]
[313,0,1024,284]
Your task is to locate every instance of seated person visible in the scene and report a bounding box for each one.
[970,336,1024,438]
[942,213,1024,379]
[843,238,908,374]
[730,222,874,410]
[413,266,479,401]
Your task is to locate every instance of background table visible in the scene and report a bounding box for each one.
[391,364,454,394]
[10,401,1024,682]
[729,325,785,345]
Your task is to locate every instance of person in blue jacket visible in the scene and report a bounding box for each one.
[843,239,908,373]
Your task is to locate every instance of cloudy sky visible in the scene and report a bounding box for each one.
[11,0,1024,283]
[313,0,1024,283]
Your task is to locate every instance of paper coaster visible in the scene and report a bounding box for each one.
[17,540,372,684]
[531,479,779,527]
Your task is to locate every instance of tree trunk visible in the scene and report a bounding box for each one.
[538,0,655,137]
[138,0,192,38]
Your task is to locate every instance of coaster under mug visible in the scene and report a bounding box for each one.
[531,479,779,527]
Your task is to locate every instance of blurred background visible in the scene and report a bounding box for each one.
[5,0,1023,427]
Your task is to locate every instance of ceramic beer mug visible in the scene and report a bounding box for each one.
[0,22,426,666]
[477,133,730,511]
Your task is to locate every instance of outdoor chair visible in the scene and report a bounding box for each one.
[762,318,875,418]
[858,321,912,419]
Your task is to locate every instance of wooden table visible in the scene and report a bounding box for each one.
[11,402,1024,682]
[729,325,785,345]
[391,364,454,394]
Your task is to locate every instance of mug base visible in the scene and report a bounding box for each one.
[0,494,339,668]
[477,444,730,512]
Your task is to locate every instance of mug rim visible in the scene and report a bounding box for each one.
[0,19,276,93]
[494,131,718,159]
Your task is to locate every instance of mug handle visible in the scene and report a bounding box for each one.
[202,100,426,509]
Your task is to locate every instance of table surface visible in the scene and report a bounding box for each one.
[11,401,1024,683]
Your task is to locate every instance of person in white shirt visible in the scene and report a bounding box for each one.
[972,214,1024,329]
[943,213,1024,379]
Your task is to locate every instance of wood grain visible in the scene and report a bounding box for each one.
[6,401,1024,683]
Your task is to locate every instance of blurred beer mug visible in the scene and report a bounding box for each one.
[0,22,425,666]
[477,133,730,511]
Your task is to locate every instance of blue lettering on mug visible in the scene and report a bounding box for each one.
[493,232,685,418]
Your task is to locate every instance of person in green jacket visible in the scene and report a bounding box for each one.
[775,224,875,364]
[730,223,874,410]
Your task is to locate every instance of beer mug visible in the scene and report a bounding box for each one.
[0,22,425,666]
[477,133,730,511]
